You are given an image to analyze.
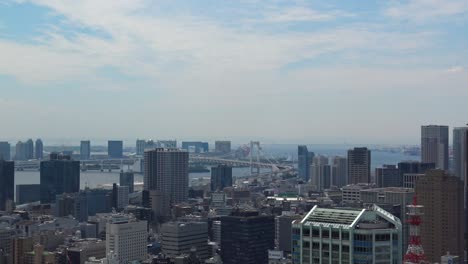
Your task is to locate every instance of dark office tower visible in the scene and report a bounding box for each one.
[215,141,231,153]
[221,211,274,264]
[375,165,399,187]
[416,170,465,263]
[275,214,301,253]
[15,141,25,160]
[0,160,14,211]
[34,139,43,160]
[0,142,10,161]
[120,171,135,193]
[40,153,80,204]
[108,140,123,158]
[16,184,41,204]
[421,125,449,170]
[331,156,347,187]
[453,127,468,181]
[347,147,371,184]
[210,165,233,191]
[398,161,435,187]
[144,148,189,221]
[80,140,91,160]
[25,139,34,160]
[298,145,313,182]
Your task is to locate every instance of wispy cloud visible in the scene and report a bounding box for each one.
[385,0,468,22]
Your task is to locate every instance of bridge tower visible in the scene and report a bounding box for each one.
[250,141,261,175]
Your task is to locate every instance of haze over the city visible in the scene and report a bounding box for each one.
[0,0,467,144]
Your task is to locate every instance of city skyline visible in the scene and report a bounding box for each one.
[0,1,467,143]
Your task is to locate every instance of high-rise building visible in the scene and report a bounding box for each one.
[161,221,210,260]
[453,127,468,180]
[144,148,189,221]
[34,139,43,160]
[13,237,33,264]
[0,142,10,161]
[182,141,209,153]
[311,155,330,191]
[421,125,449,170]
[221,210,274,264]
[298,146,313,182]
[215,141,231,154]
[106,215,147,263]
[291,205,402,264]
[347,147,371,184]
[16,184,41,204]
[120,171,134,193]
[275,214,301,253]
[108,140,123,159]
[375,164,399,187]
[25,139,34,160]
[40,153,80,204]
[331,156,347,187]
[0,160,14,211]
[210,165,233,192]
[116,185,129,210]
[416,169,464,262]
[56,192,88,222]
[15,141,25,161]
[80,140,91,160]
[398,161,435,188]
[136,139,147,155]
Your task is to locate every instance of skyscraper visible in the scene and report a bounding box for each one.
[80,140,91,160]
[298,145,313,182]
[25,139,34,160]
[453,126,468,180]
[120,171,134,193]
[210,165,233,191]
[375,164,399,187]
[15,141,25,161]
[0,160,14,211]
[398,161,435,187]
[136,139,147,155]
[108,140,123,159]
[421,125,449,170]
[416,169,464,262]
[40,153,80,204]
[144,148,189,221]
[311,155,330,191]
[34,139,43,160]
[347,147,371,184]
[331,156,347,187]
[0,142,10,161]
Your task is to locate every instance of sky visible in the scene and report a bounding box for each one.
[0,0,467,145]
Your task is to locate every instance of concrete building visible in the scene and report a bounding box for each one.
[15,141,25,161]
[116,186,129,210]
[67,239,106,264]
[311,155,330,191]
[220,211,274,264]
[403,173,425,189]
[275,213,301,253]
[136,139,147,156]
[25,139,34,160]
[12,237,33,264]
[291,205,402,264]
[34,139,43,160]
[80,140,91,160]
[453,126,468,180]
[331,156,347,187]
[375,164,399,188]
[341,183,374,205]
[161,221,210,261]
[416,169,465,263]
[421,125,449,170]
[56,192,88,222]
[107,140,123,159]
[210,165,233,192]
[0,226,15,263]
[144,148,189,222]
[0,160,14,211]
[398,161,435,188]
[40,153,80,204]
[106,215,147,263]
[347,147,371,184]
[214,141,231,154]
[0,142,10,161]
[119,171,134,193]
[181,141,209,153]
[298,146,313,182]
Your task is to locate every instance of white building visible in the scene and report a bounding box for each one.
[105,215,147,263]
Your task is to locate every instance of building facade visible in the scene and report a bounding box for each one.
[421,125,449,170]
[298,146,313,182]
[108,140,123,159]
[181,141,209,153]
[120,171,134,193]
[106,216,147,263]
[16,184,41,204]
[210,165,233,192]
[0,142,10,160]
[331,156,347,187]
[375,165,399,188]
[347,147,371,184]
[0,160,14,211]
[34,139,43,160]
[453,127,468,180]
[161,221,210,260]
[80,140,91,160]
[215,141,231,153]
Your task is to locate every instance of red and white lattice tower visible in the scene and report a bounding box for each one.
[403,196,427,264]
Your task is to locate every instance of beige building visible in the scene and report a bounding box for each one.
[421,125,449,170]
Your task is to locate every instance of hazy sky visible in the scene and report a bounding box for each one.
[0,0,467,144]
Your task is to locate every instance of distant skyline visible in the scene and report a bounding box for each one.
[0,0,467,144]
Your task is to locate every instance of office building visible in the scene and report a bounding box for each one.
[108,140,123,158]
[136,139,147,155]
[16,184,40,204]
[275,214,301,253]
[0,160,14,211]
[182,141,209,153]
[403,173,425,189]
[0,142,10,160]
[157,140,177,148]
[311,155,330,191]
[215,141,231,153]
[80,140,91,160]
[398,161,435,188]
[85,188,112,216]
[221,210,274,264]
[25,139,34,160]
[34,139,43,160]
[161,221,210,260]
[453,127,468,180]
[13,237,33,264]
[106,215,147,263]
[40,153,80,203]
[15,141,25,161]
[67,239,106,263]
[144,148,189,222]
[298,146,314,182]
[210,165,233,192]
[291,205,402,264]
[331,156,347,187]
[341,183,374,205]
[347,147,371,184]
[116,185,129,210]
[421,125,449,170]
[416,170,465,263]
[120,171,134,193]
[375,164,399,187]
[56,192,88,222]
